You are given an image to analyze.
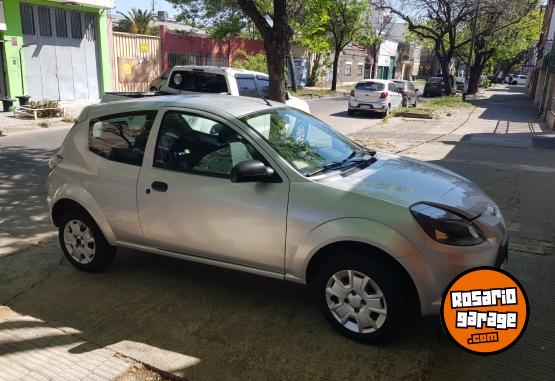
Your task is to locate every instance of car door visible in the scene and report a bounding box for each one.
[136,107,289,273]
[389,82,402,108]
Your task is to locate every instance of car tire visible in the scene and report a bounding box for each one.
[348,109,355,116]
[312,253,406,344]
[59,209,116,272]
[413,97,418,107]
[402,99,408,108]
[382,105,390,118]
[511,81,517,86]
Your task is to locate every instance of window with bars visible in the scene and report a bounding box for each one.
[54,9,67,38]
[70,11,82,39]
[38,7,52,37]
[84,14,96,41]
[20,3,35,35]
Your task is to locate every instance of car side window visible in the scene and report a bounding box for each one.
[89,111,157,166]
[389,83,396,92]
[237,77,258,97]
[256,78,271,98]
[154,111,264,177]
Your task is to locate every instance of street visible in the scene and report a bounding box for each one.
[1,86,554,380]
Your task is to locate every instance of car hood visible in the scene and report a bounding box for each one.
[320,153,492,218]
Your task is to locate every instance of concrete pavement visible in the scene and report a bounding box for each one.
[1,86,554,380]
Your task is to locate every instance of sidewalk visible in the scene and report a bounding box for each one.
[0,100,94,136]
[351,86,555,380]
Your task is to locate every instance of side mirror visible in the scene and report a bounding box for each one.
[285,91,291,100]
[231,160,275,183]
[415,88,419,92]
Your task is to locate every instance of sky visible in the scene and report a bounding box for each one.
[112,0,178,17]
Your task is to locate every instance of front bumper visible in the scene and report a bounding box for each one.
[398,229,508,316]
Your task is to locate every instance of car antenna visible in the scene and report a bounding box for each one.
[260,96,273,107]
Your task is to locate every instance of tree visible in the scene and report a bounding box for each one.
[464,1,539,93]
[365,2,394,79]
[294,0,332,86]
[169,0,304,102]
[326,0,369,90]
[209,14,246,60]
[380,0,477,95]
[116,8,156,35]
[232,50,268,72]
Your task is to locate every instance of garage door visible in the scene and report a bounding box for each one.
[20,3,100,100]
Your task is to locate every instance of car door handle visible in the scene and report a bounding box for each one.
[151,181,168,192]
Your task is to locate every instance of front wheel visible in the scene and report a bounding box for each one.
[313,254,406,344]
[59,210,116,272]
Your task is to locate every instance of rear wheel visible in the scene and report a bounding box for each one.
[59,209,116,272]
[511,80,517,86]
[413,97,418,107]
[313,254,406,344]
[382,105,390,118]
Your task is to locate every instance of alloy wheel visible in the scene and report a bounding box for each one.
[325,269,387,334]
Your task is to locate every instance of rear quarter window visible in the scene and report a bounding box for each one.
[355,82,384,91]
[89,111,157,166]
[169,70,229,93]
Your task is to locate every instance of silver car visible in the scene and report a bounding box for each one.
[48,94,507,343]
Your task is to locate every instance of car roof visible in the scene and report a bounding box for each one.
[171,65,269,78]
[356,79,391,84]
[85,94,281,120]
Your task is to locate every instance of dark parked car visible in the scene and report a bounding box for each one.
[393,80,419,107]
[423,77,445,97]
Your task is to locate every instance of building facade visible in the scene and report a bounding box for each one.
[0,0,112,101]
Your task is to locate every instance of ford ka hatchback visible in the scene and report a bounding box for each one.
[48,94,508,343]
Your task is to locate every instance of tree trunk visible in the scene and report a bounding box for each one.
[288,49,298,91]
[308,53,321,86]
[371,44,379,78]
[265,39,288,102]
[439,58,453,95]
[331,46,341,91]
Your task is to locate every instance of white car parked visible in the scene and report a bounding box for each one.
[160,65,311,113]
[510,75,528,86]
[348,80,403,117]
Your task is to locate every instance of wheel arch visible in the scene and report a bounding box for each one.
[306,240,421,317]
[50,185,117,245]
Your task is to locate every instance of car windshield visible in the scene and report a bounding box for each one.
[241,108,362,176]
[428,78,444,84]
[393,81,406,90]
[355,82,384,91]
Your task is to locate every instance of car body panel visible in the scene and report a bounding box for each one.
[348,80,403,113]
[48,94,507,318]
[393,80,418,106]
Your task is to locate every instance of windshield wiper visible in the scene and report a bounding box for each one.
[306,149,373,177]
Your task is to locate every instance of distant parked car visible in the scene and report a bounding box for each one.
[149,68,171,92]
[455,77,465,93]
[162,65,311,113]
[348,79,404,117]
[423,77,445,97]
[510,75,527,86]
[393,80,419,107]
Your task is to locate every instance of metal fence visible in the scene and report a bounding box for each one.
[168,52,228,68]
[110,32,162,92]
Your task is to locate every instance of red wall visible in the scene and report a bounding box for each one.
[160,26,265,71]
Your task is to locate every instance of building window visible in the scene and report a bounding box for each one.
[357,63,363,76]
[20,3,36,36]
[345,62,352,76]
[70,11,82,39]
[38,7,52,37]
[55,9,68,38]
[84,13,96,41]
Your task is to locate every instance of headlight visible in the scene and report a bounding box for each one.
[410,203,485,246]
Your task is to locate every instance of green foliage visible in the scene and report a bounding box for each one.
[232,50,268,73]
[115,8,157,35]
[209,14,246,41]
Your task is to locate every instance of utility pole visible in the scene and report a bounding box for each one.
[463,0,480,100]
